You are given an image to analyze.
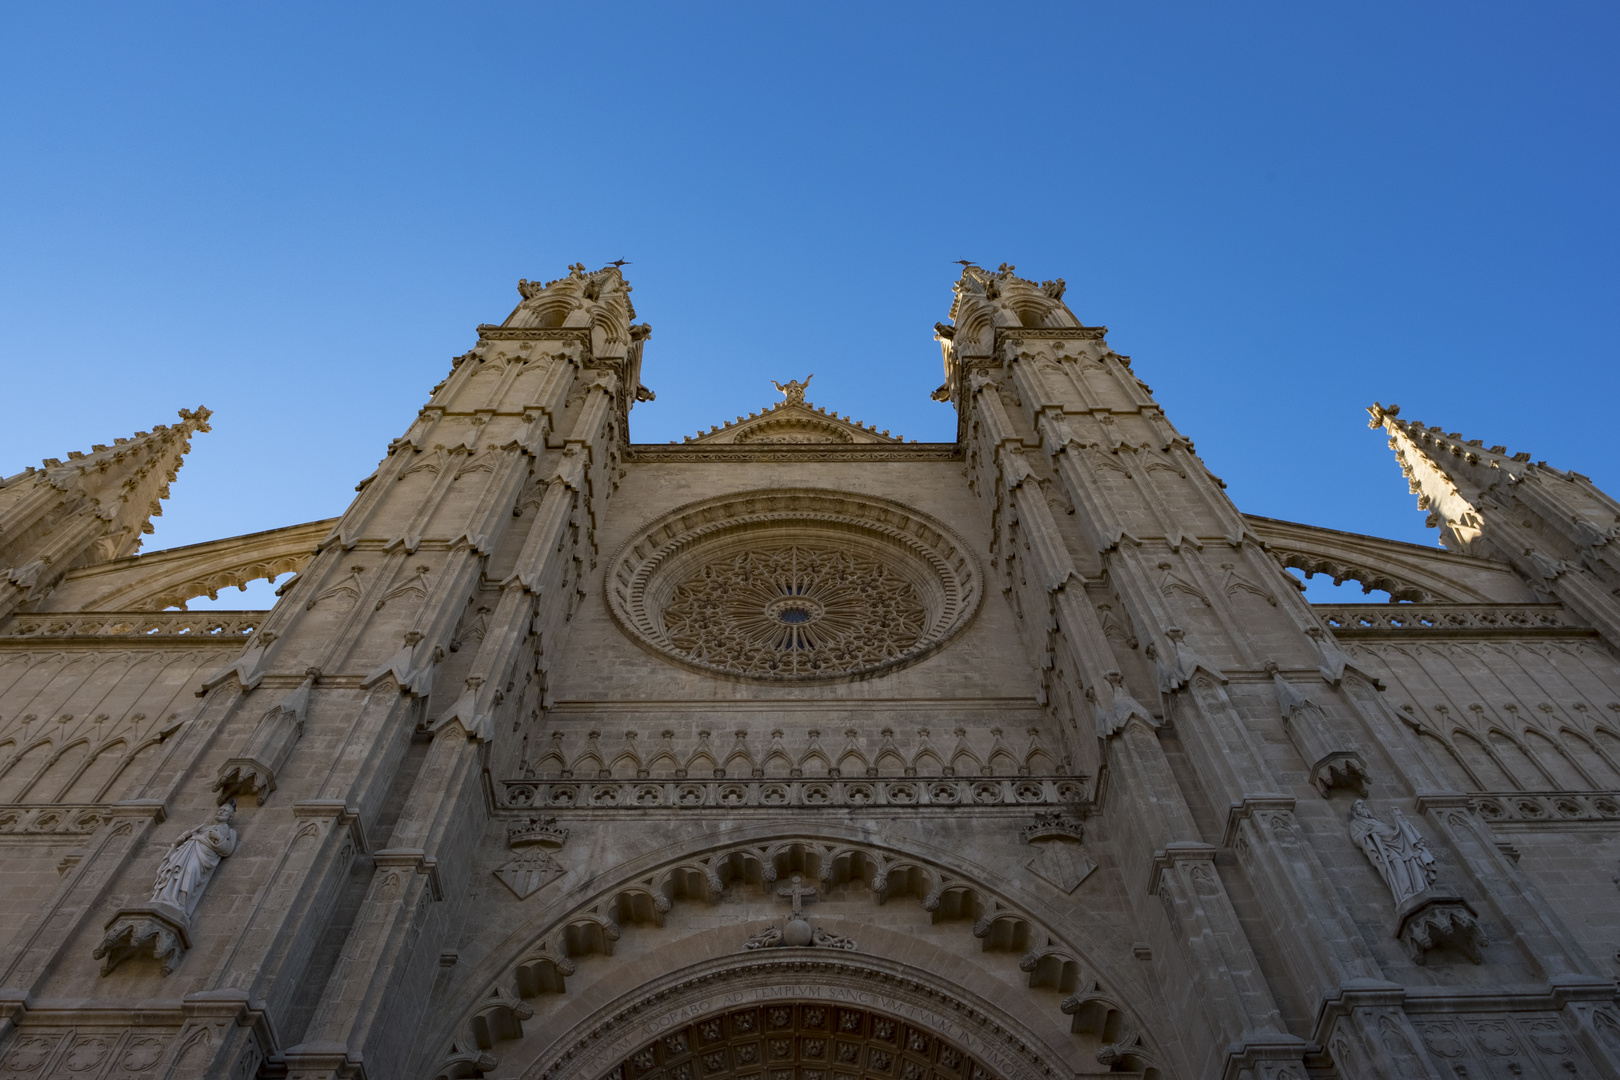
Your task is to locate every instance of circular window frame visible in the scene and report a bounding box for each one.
[605,489,983,684]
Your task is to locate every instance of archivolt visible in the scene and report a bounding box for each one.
[426,828,1164,1080]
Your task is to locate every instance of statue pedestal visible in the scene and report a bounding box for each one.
[93,903,192,976]
[1394,891,1485,965]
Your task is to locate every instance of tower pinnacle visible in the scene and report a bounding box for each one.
[0,406,210,617]
[1370,401,1620,639]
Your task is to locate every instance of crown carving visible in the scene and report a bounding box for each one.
[507,816,569,850]
[1021,811,1084,845]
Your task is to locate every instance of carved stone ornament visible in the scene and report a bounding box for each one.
[94,801,238,975]
[742,874,858,951]
[771,374,813,405]
[93,905,192,976]
[1021,811,1096,893]
[607,490,981,683]
[1395,893,1486,965]
[1348,800,1486,964]
[494,816,569,900]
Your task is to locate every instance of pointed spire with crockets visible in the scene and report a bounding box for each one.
[1369,401,1620,643]
[0,407,212,618]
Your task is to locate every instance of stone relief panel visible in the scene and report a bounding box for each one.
[606,490,982,684]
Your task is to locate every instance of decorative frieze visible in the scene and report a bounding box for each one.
[1316,603,1587,637]
[0,610,261,641]
[623,444,961,463]
[500,776,1087,812]
[0,804,110,838]
[1470,791,1620,828]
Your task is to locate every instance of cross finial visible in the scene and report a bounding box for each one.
[775,873,818,915]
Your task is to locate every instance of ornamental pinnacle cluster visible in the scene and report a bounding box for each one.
[0,263,1618,1080]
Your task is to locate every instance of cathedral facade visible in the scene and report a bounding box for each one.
[0,263,1618,1080]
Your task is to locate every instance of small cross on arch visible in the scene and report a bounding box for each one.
[775,874,818,915]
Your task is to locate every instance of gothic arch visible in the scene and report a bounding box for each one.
[421,825,1172,1080]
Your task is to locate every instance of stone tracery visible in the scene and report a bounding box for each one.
[662,544,928,678]
[608,490,982,683]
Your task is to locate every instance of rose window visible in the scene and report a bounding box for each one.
[607,490,981,683]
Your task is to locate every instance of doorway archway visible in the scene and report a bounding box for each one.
[603,996,1001,1080]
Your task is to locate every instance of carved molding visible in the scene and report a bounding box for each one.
[527,956,1070,1080]
[1471,791,1620,829]
[0,611,263,643]
[0,804,110,837]
[499,777,1087,812]
[624,444,961,463]
[476,327,591,342]
[1317,603,1591,638]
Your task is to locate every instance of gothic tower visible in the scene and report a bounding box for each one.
[0,264,1616,1080]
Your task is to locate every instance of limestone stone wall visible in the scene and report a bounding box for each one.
[0,264,1617,1080]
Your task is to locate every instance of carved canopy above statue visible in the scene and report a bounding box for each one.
[607,490,982,683]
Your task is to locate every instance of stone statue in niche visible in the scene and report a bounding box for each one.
[94,801,240,976]
[1348,800,1486,964]
[1348,799,1433,905]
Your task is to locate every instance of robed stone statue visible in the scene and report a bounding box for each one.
[150,800,239,919]
[1347,799,1435,906]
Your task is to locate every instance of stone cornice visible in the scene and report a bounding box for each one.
[475,326,591,342]
[624,443,961,463]
[993,326,1109,342]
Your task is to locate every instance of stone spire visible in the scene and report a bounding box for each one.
[0,407,210,618]
[1369,401,1620,641]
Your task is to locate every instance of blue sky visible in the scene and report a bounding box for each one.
[2,4,1615,607]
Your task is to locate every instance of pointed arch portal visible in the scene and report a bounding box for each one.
[512,952,1079,1080]
[603,995,997,1080]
